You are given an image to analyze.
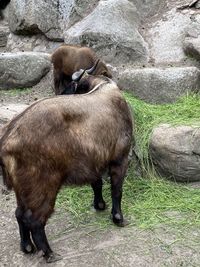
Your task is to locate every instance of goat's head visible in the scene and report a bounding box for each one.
[61,60,110,95]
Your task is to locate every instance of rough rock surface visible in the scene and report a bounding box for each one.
[59,0,98,31]
[9,0,62,40]
[149,124,200,182]
[64,0,148,65]
[130,0,166,18]
[8,0,98,41]
[0,52,51,89]
[183,37,200,60]
[6,33,60,53]
[146,8,192,65]
[5,0,200,68]
[0,103,28,125]
[0,25,9,51]
[184,13,200,39]
[115,66,200,104]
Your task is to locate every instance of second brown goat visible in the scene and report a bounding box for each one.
[51,44,112,95]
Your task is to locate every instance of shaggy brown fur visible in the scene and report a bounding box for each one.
[0,76,133,262]
[51,44,112,95]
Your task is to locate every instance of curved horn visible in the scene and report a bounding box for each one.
[86,59,100,74]
[72,69,86,82]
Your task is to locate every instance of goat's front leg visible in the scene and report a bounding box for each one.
[23,209,61,263]
[91,179,106,211]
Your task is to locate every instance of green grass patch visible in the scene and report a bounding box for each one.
[0,88,31,97]
[56,163,200,229]
[56,93,200,230]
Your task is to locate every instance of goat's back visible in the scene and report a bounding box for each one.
[0,85,132,188]
[51,45,97,75]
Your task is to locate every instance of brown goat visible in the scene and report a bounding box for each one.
[51,44,112,95]
[0,73,133,263]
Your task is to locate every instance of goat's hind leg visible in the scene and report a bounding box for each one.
[109,156,129,227]
[22,209,61,263]
[15,206,35,254]
[91,179,106,211]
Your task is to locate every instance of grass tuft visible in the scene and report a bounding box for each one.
[56,163,200,229]
[0,88,31,97]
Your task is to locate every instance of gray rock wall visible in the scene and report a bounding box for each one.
[64,0,148,65]
[2,0,200,104]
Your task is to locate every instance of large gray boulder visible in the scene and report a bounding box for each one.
[6,33,59,53]
[59,0,98,31]
[116,66,200,104]
[149,124,200,182]
[147,8,192,65]
[8,0,62,40]
[64,0,149,65]
[8,0,98,41]
[0,52,51,89]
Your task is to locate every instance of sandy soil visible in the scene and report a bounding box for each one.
[1,186,200,267]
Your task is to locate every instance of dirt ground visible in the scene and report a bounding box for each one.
[0,70,54,105]
[1,184,200,267]
[1,77,200,267]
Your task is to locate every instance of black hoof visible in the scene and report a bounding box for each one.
[112,213,129,227]
[45,252,62,263]
[94,200,106,211]
[21,242,36,254]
